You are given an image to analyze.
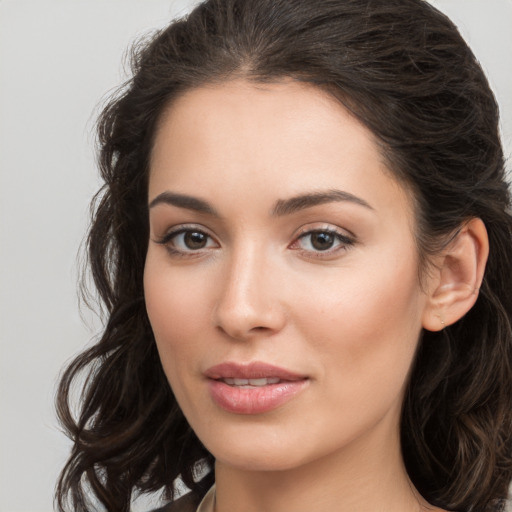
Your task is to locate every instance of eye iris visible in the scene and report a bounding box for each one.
[184,231,207,249]
[311,232,335,251]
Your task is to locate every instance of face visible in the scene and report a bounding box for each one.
[144,80,431,473]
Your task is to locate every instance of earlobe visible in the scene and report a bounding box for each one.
[422,218,489,332]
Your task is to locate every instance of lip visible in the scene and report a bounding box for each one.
[205,362,309,415]
[204,361,306,381]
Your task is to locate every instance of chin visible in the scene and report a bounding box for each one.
[199,424,334,474]
[213,447,306,473]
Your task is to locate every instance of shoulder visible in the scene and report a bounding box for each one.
[150,492,200,512]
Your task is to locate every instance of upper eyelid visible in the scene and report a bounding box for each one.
[291,223,356,244]
[294,223,356,240]
[155,223,215,239]
[153,223,356,246]
[293,229,354,246]
[154,227,219,255]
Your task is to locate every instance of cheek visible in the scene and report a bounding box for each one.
[143,253,212,370]
[293,253,424,394]
[143,254,218,423]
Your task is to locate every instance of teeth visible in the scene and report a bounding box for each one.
[247,378,269,386]
[222,377,281,387]
[257,377,280,385]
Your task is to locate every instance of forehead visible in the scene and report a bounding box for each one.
[150,79,381,171]
[149,79,414,226]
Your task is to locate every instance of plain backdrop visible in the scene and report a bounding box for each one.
[0,1,511,511]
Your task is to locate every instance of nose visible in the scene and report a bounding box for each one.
[212,244,287,341]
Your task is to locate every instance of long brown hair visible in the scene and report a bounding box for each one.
[56,1,512,510]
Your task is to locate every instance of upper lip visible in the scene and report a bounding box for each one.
[204,361,307,381]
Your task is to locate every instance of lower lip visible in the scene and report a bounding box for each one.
[208,379,309,414]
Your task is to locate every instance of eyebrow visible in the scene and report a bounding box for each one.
[272,189,373,216]
[148,189,373,216]
[149,191,219,216]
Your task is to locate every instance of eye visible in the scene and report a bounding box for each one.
[300,231,338,251]
[155,227,218,255]
[175,230,212,250]
[290,228,354,255]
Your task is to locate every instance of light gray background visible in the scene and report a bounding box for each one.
[0,1,511,511]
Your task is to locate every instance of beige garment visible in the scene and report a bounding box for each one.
[196,485,216,512]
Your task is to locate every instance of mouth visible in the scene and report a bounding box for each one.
[204,362,309,414]
[219,377,282,387]
[204,361,307,381]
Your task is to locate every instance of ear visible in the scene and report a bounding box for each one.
[422,218,489,332]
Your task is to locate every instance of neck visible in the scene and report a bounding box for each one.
[213,416,434,512]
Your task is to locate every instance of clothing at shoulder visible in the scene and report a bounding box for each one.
[150,486,216,512]
[150,492,199,512]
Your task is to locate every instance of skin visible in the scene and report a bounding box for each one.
[144,80,452,512]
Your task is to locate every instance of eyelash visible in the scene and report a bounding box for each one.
[290,227,355,258]
[154,225,355,259]
[154,225,217,258]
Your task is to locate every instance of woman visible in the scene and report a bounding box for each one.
[56,0,512,511]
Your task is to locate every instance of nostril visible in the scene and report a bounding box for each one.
[212,287,287,339]
[215,322,275,341]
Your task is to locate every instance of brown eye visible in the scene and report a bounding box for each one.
[292,229,355,255]
[157,228,218,254]
[309,232,336,251]
[184,231,208,249]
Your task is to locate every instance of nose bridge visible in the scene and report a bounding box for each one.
[213,237,285,339]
